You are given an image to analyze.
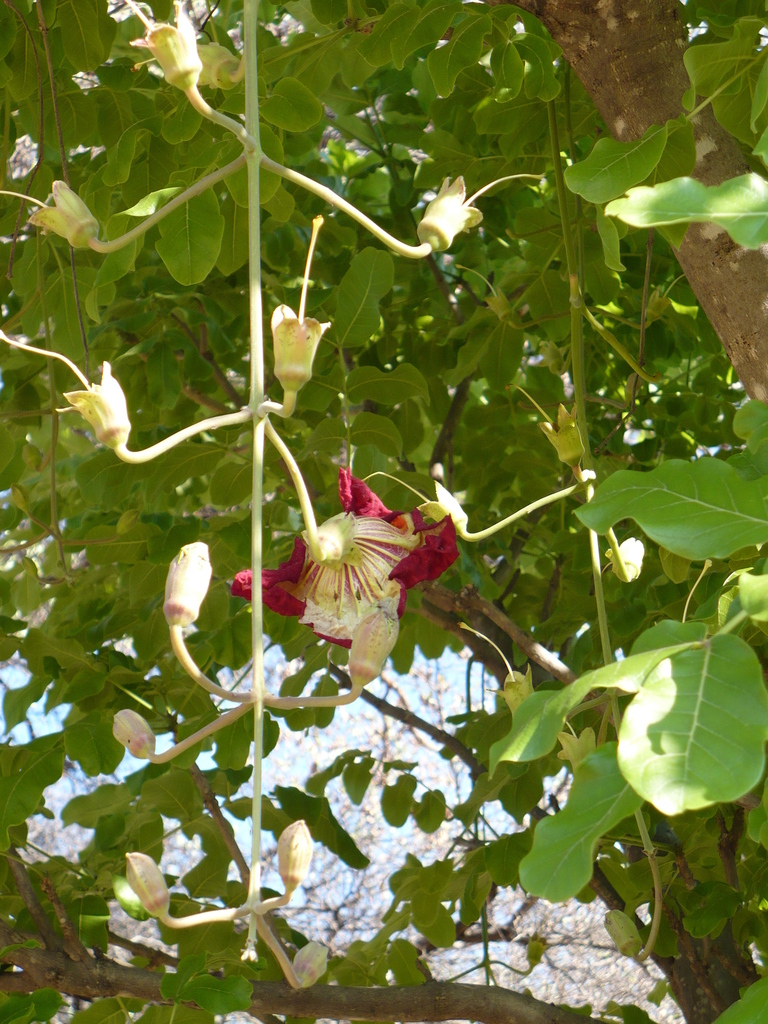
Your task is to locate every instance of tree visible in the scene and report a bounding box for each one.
[4,0,768,1022]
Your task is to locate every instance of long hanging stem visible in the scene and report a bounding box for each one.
[460,484,580,542]
[170,625,254,703]
[633,808,663,963]
[263,418,324,561]
[149,702,253,763]
[547,100,612,667]
[243,0,266,962]
[115,409,252,464]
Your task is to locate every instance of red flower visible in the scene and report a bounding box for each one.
[232,468,458,647]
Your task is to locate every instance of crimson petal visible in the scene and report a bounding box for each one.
[339,467,399,521]
[389,517,459,590]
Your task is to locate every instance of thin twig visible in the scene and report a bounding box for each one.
[39,877,90,963]
[106,929,178,968]
[189,763,250,883]
[5,847,59,950]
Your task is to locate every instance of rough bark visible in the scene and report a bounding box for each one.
[513,0,768,400]
[0,921,596,1024]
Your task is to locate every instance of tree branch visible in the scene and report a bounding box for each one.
[5,847,59,950]
[189,764,251,883]
[0,931,600,1023]
[420,582,576,684]
[430,376,472,478]
[328,664,484,780]
[39,876,89,963]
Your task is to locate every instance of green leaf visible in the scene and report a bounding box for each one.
[358,4,421,67]
[387,938,427,986]
[141,769,203,821]
[427,13,491,98]
[390,0,455,70]
[751,56,768,131]
[155,189,225,286]
[709,975,768,1023]
[351,412,403,457]
[519,744,642,901]
[179,975,252,1014]
[346,363,429,405]
[333,248,394,348]
[491,41,524,97]
[683,19,761,101]
[513,32,560,101]
[484,831,532,887]
[260,77,323,132]
[565,123,668,204]
[577,458,768,560]
[58,0,115,72]
[618,635,768,815]
[740,571,768,621]
[0,740,64,848]
[595,207,625,272]
[216,199,249,276]
[605,173,768,249]
[381,774,417,827]
[70,999,128,1024]
[65,715,123,776]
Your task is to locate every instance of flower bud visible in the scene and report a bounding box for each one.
[28,181,99,248]
[64,362,131,449]
[604,910,642,958]
[140,4,202,90]
[606,537,645,583]
[315,513,356,563]
[526,936,546,969]
[348,609,399,688]
[113,709,156,759]
[198,42,241,89]
[271,305,330,395]
[539,340,564,375]
[539,404,585,468]
[125,852,170,917]
[293,941,328,988]
[419,482,469,536]
[163,542,212,627]
[502,665,532,715]
[278,820,313,892]
[417,177,482,252]
[556,726,595,770]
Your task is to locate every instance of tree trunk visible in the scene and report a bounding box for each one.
[513,0,768,401]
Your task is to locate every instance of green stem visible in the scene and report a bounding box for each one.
[460,483,580,542]
[148,702,253,763]
[264,418,324,562]
[243,0,266,962]
[582,305,660,383]
[632,808,663,964]
[88,155,247,254]
[606,527,630,583]
[186,84,258,152]
[170,625,255,703]
[115,409,252,464]
[548,100,612,666]
[265,685,362,710]
[715,608,748,637]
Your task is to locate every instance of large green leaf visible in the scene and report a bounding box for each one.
[260,77,324,132]
[519,744,642,901]
[577,458,768,559]
[333,248,394,348]
[155,189,225,286]
[618,635,768,815]
[605,174,768,249]
[565,123,668,204]
[0,739,64,849]
[346,364,429,405]
[427,13,491,97]
[710,976,768,1024]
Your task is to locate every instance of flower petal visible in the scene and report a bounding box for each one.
[389,517,458,590]
[263,538,307,617]
[339,467,397,520]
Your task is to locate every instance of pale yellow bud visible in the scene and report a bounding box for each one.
[348,609,399,688]
[502,665,533,714]
[125,852,170,917]
[141,4,202,90]
[293,941,328,987]
[606,537,645,583]
[163,542,212,626]
[604,910,642,958]
[198,42,241,89]
[278,820,313,892]
[556,727,596,769]
[113,709,156,759]
[539,404,585,468]
[417,177,482,252]
[271,305,330,394]
[28,181,99,248]
[419,482,468,535]
[315,513,356,564]
[64,362,131,449]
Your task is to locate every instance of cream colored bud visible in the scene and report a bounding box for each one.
[197,42,241,88]
[125,852,170,917]
[28,181,99,248]
[539,404,585,468]
[64,362,131,449]
[278,820,313,892]
[293,941,328,988]
[113,709,156,759]
[604,910,642,958]
[419,482,468,535]
[348,609,399,688]
[163,542,212,626]
[607,537,645,583]
[502,665,533,714]
[143,5,202,90]
[314,513,356,564]
[417,177,483,252]
[271,305,330,395]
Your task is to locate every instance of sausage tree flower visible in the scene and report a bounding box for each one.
[28,181,99,248]
[232,469,458,647]
[130,1,202,90]
[64,362,131,449]
[417,177,482,252]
